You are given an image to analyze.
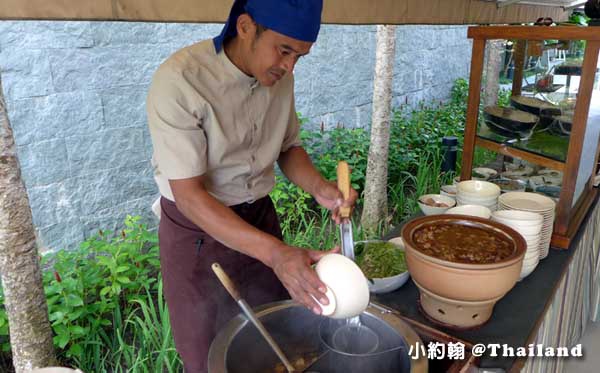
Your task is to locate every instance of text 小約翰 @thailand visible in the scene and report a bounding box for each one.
[408,341,583,360]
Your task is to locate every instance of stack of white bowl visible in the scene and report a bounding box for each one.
[445,204,492,219]
[498,192,556,259]
[456,180,501,211]
[491,210,543,280]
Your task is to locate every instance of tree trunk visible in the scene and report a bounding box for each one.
[360,25,396,231]
[484,40,504,107]
[0,74,56,371]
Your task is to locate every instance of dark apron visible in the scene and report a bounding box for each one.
[159,196,289,373]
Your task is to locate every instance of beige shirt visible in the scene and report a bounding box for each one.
[147,39,301,206]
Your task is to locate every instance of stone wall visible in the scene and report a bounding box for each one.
[0,21,472,251]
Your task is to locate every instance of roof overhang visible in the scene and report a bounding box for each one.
[0,0,570,24]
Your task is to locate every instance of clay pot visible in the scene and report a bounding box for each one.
[415,279,503,328]
[401,215,526,302]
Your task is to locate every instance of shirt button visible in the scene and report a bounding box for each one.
[251,155,256,162]
[246,182,252,189]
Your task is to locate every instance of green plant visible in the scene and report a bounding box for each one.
[270,174,315,224]
[41,216,160,360]
[0,216,178,372]
[568,12,590,26]
[497,88,512,107]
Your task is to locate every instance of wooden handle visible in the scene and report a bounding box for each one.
[211,263,241,302]
[337,161,351,218]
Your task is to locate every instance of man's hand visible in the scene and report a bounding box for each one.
[269,244,337,314]
[277,147,358,224]
[313,179,359,224]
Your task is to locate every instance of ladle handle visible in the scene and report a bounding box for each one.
[211,262,297,373]
[212,263,241,302]
[336,161,351,219]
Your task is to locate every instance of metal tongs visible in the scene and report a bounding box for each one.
[337,161,355,261]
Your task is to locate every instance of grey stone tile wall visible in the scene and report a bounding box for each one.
[0,21,472,252]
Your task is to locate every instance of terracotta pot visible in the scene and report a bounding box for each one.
[415,279,503,328]
[401,215,526,302]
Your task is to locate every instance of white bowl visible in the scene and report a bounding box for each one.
[457,199,498,208]
[492,219,543,237]
[520,232,542,241]
[492,210,544,224]
[418,194,456,215]
[457,193,499,202]
[519,264,538,280]
[314,254,370,319]
[524,251,540,260]
[457,194,498,202]
[491,178,527,193]
[445,205,492,219]
[456,200,498,211]
[523,247,540,262]
[502,165,534,177]
[525,238,542,249]
[457,180,501,198]
[457,195,499,204]
[522,256,539,265]
[440,185,457,199]
[473,167,498,180]
[523,255,540,265]
[361,238,411,294]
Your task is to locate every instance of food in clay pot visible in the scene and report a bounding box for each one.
[401,215,526,328]
[412,222,514,264]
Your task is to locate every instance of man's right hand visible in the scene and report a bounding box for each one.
[269,245,332,314]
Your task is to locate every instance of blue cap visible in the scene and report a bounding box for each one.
[213,0,323,52]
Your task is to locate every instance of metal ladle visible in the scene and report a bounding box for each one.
[211,263,297,373]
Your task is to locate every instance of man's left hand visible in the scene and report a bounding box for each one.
[313,179,358,224]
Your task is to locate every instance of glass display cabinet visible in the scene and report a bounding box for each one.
[460,26,600,249]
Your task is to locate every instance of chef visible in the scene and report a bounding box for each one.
[146,0,358,371]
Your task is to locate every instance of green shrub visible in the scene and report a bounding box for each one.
[0,216,180,372]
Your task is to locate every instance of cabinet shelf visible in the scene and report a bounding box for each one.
[476,122,569,171]
[475,137,566,172]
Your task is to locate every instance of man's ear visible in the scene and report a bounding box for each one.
[236,13,257,41]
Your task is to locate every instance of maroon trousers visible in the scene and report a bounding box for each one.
[159,196,289,373]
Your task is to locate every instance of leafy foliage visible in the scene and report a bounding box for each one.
[0,216,181,372]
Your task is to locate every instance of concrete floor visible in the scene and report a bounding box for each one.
[563,321,600,373]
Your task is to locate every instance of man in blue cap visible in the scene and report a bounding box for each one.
[147,0,358,371]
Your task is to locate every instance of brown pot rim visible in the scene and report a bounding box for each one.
[401,214,527,270]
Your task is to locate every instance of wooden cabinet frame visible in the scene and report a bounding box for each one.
[461,26,600,249]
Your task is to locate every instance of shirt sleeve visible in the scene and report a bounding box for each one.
[280,83,302,153]
[147,66,209,180]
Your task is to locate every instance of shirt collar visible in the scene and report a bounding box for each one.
[217,47,258,88]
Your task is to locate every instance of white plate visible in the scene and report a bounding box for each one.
[499,192,556,212]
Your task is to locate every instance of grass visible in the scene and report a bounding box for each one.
[71,281,181,373]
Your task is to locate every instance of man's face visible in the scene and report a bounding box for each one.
[247,28,313,87]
